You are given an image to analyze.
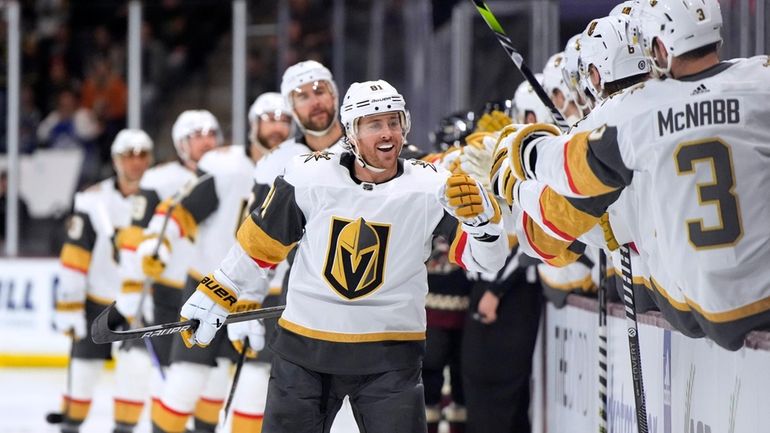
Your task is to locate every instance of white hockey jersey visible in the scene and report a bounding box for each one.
[123,161,197,287]
[152,145,255,275]
[59,178,136,305]
[212,151,508,373]
[523,57,770,349]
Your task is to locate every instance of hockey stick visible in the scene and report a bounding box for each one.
[90,302,285,344]
[128,172,215,377]
[469,0,569,132]
[598,250,608,433]
[619,245,648,433]
[221,336,249,427]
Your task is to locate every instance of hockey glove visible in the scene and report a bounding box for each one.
[459,132,497,190]
[493,158,520,207]
[136,236,171,280]
[497,123,561,180]
[180,273,239,348]
[476,110,513,133]
[227,297,265,359]
[439,174,502,228]
[53,302,87,340]
[115,280,154,324]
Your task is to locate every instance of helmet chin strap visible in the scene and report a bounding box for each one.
[293,101,340,138]
[349,137,404,174]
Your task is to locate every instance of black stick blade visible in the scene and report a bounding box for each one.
[90,302,285,344]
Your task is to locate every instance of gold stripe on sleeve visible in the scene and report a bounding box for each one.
[60,244,92,274]
[236,217,296,267]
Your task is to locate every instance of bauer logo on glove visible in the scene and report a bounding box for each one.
[200,275,238,308]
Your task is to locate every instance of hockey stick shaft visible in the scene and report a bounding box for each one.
[470,0,570,132]
[222,337,249,425]
[91,303,285,344]
[598,250,608,433]
[619,245,648,433]
[131,173,214,375]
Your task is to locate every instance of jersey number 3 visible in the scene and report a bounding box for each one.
[675,138,743,250]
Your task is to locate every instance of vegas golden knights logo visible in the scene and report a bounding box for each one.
[323,217,390,300]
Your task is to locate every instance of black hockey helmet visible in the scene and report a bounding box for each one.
[479,99,514,118]
[429,111,476,152]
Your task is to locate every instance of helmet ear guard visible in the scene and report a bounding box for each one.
[340,80,410,173]
[633,0,723,78]
[578,15,650,101]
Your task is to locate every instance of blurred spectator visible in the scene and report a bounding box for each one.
[80,56,127,162]
[19,85,41,154]
[40,59,80,114]
[37,88,100,184]
[88,25,126,74]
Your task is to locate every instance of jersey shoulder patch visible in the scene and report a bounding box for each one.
[300,150,335,163]
[407,158,437,172]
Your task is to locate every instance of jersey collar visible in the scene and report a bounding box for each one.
[339,152,404,185]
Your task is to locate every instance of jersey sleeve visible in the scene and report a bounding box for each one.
[114,188,160,292]
[236,175,306,270]
[514,178,620,248]
[209,175,306,299]
[147,172,219,245]
[57,209,97,307]
[432,210,509,275]
[529,126,633,199]
[248,180,272,214]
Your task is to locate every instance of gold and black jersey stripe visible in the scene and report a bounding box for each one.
[131,188,161,227]
[248,181,272,215]
[237,176,306,268]
[521,213,582,267]
[60,211,97,273]
[176,171,219,235]
[563,126,633,197]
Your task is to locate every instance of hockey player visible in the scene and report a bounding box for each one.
[251,60,346,210]
[114,110,221,433]
[542,52,584,125]
[492,13,660,313]
[137,94,291,433]
[247,92,293,163]
[495,0,770,350]
[177,79,508,432]
[53,129,153,433]
[561,33,594,116]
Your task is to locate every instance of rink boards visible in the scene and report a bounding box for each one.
[0,259,71,366]
[542,297,770,433]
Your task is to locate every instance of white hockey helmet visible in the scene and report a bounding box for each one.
[542,52,576,112]
[633,0,722,77]
[171,109,222,162]
[248,92,292,147]
[111,128,153,156]
[609,0,637,17]
[513,73,553,124]
[579,14,650,100]
[280,60,339,137]
[561,34,593,112]
[341,80,410,137]
[340,80,410,173]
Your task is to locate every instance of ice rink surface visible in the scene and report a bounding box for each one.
[0,368,361,433]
